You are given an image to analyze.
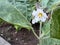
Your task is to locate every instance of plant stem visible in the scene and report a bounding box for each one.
[39,22,42,45]
[31,28,39,39]
[40,22,42,36]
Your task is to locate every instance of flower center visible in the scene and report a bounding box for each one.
[38,13,43,18]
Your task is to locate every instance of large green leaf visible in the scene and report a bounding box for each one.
[50,7,60,39]
[40,38,60,45]
[42,20,50,35]
[40,0,60,12]
[15,2,32,21]
[40,19,60,45]
[41,20,50,39]
[8,0,35,21]
[47,0,60,12]
[40,0,49,8]
[0,0,32,30]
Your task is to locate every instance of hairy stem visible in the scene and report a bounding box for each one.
[39,22,42,45]
[31,28,39,39]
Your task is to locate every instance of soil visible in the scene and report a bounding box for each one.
[0,22,39,45]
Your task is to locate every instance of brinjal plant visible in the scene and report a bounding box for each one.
[0,0,60,45]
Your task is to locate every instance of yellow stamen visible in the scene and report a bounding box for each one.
[38,13,43,18]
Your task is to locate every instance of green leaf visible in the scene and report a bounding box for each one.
[50,7,60,39]
[0,18,4,25]
[40,0,49,8]
[0,0,32,30]
[14,25,22,31]
[41,20,50,39]
[40,19,60,45]
[42,20,50,35]
[47,0,60,12]
[8,0,34,21]
[40,38,60,45]
[15,1,34,21]
[40,0,60,12]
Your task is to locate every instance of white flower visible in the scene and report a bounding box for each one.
[32,8,48,24]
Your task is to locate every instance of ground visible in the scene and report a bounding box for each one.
[0,22,39,45]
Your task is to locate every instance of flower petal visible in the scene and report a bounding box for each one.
[37,9,43,14]
[35,17,40,23]
[43,13,48,18]
[41,17,46,22]
[32,10,37,16]
[32,8,47,23]
[32,19,36,24]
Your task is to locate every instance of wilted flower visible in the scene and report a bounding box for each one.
[32,8,48,24]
